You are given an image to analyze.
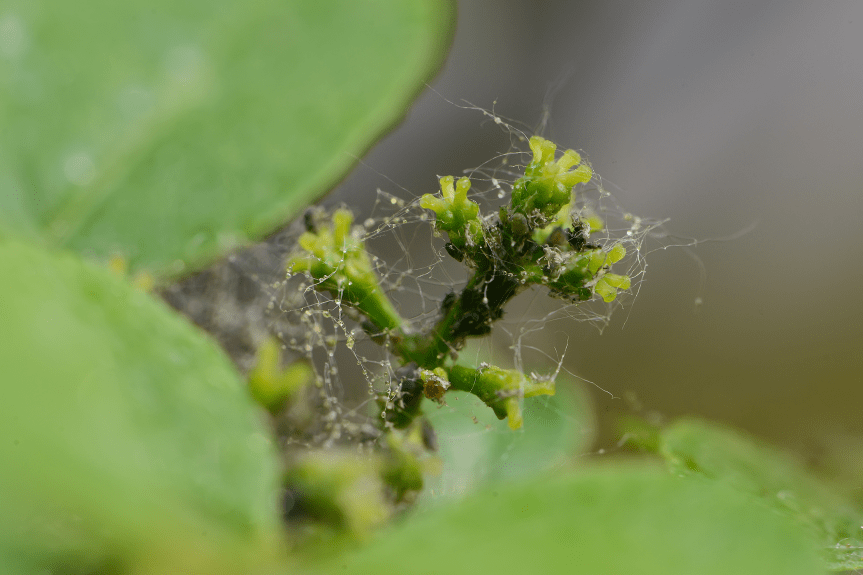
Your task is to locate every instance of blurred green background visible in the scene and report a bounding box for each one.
[321,0,863,468]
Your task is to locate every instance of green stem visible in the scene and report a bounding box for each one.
[343,280,406,334]
[447,364,510,419]
[445,363,555,430]
[397,272,486,368]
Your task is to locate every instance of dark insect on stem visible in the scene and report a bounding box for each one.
[566,218,598,251]
[380,364,423,428]
[448,273,520,340]
[546,226,567,247]
[508,211,531,238]
[444,241,464,262]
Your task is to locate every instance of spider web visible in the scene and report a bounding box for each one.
[162,103,679,464]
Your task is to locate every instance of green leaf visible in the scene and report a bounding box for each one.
[423,380,595,500]
[0,0,453,277]
[0,238,284,574]
[644,418,863,571]
[323,465,824,575]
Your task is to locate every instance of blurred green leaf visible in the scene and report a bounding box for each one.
[639,418,863,571]
[423,380,594,501]
[0,238,284,574]
[324,465,824,575]
[0,551,38,575]
[0,0,452,277]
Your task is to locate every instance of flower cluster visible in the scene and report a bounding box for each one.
[508,136,593,229]
[286,136,631,432]
[420,175,485,262]
[287,209,404,333]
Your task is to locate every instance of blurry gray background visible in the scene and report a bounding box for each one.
[322,0,863,459]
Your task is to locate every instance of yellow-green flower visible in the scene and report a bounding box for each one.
[287,209,404,332]
[420,176,483,251]
[511,136,592,225]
